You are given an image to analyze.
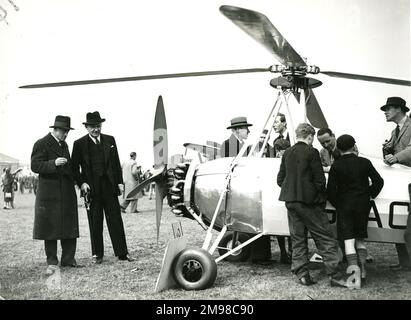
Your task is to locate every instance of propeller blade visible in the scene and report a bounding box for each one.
[304,88,328,129]
[126,165,165,199]
[155,183,164,244]
[220,5,306,67]
[154,96,168,168]
[321,71,411,87]
[19,68,270,89]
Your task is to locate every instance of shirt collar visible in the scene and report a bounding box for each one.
[89,134,101,144]
[51,132,61,145]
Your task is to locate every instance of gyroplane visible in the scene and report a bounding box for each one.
[20,5,411,290]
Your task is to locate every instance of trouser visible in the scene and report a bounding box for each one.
[44,239,77,266]
[250,235,272,261]
[89,175,128,258]
[396,183,411,267]
[120,199,138,213]
[286,202,340,278]
[149,183,155,199]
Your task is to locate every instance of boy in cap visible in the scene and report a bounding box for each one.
[327,134,384,288]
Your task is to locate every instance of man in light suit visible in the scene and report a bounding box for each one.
[381,96,411,271]
[120,152,141,213]
[71,111,134,264]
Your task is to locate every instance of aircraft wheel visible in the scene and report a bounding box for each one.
[173,248,217,290]
[218,231,251,262]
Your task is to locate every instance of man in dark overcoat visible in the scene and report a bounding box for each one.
[31,115,80,275]
[71,111,133,264]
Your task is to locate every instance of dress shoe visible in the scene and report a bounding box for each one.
[389,264,411,271]
[45,265,59,276]
[61,263,85,268]
[120,208,126,213]
[298,274,316,286]
[131,210,140,213]
[93,257,103,264]
[118,254,135,262]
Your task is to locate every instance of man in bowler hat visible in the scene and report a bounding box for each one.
[71,111,134,264]
[381,96,411,271]
[31,115,81,275]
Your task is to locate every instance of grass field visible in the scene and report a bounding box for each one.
[0,192,410,300]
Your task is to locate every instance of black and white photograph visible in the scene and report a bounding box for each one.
[0,0,410,306]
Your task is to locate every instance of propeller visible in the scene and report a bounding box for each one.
[304,88,328,128]
[219,5,306,67]
[18,5,410,95]
[126,95,169,244]
[19,68,270,89]
[320,71,411,87]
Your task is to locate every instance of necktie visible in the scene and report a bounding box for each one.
[395,125,400,138]
[96,138,101,145]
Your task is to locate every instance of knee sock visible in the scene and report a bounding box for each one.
[346,253,358,266]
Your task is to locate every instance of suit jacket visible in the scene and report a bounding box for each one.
[327,153,384,208]
[31,133,78,240]
[71,133,123,196]
[220,134,250,158]
[383,117,411,167]
[277,141,326,205]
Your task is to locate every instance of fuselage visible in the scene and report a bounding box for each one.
[184,155,409,244]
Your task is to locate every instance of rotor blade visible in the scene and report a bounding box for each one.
[220,5,306,67]
[126,165,165,199]
[19,68,270,89]
[155,183,164,244]
[154,96,168,168]
[321,71,411,87]
[304,88,328,129]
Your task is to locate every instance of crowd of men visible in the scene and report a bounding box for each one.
[220,96,411,289]
[26,96,410,290]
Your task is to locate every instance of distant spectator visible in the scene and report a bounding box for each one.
[120,152,142,213]
[2,168,13,209]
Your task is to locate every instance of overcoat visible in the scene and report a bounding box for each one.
[122,158,142,200]
[31,133,79,240]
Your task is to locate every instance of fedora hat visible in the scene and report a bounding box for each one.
[83,111,106,125]
[49,115,74,130]
[227,116,253,129]
[380,97,409,112]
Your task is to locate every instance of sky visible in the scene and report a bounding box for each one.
[0,0,410,169]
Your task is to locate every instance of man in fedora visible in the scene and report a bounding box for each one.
[220,116,273,264]
[71,111,134,264]
[220,116,253,158]
[381,96,411,271]
[31,115,81,275]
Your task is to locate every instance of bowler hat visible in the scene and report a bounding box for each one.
[83,111,106,125]
[380,97,409,112]
[49,115,74,130]
[337,134,356,152]
[227,116,253,129]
